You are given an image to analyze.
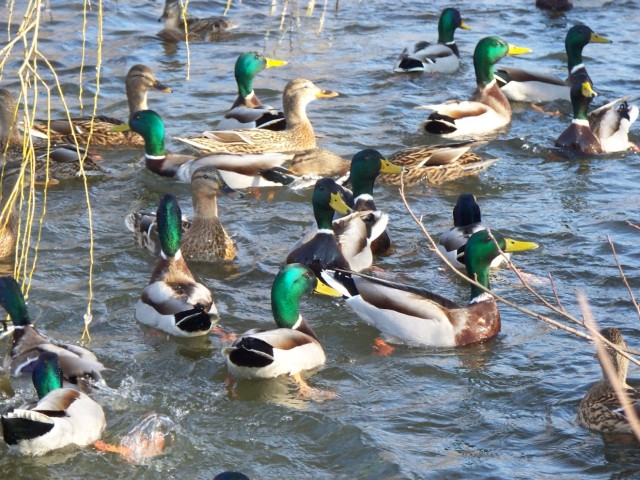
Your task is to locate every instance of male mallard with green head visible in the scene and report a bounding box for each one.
[286,177,383,277]
[116,109,294,188]
[1,351,106,455]
[438,193,509,269]
[495,24,611,102]
[136,194,216,337]
[322,229,538,347]
[394,7,471,74]
[219,52,288,131]
[419,36,531,137]
[222,264,335,387]
[346,149,402,255]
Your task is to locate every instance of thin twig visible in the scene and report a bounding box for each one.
[607,234,640,323]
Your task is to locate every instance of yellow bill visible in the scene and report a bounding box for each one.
[380,159,403,175]
[329,191,352,215]
[590,32,612,44]
[314,278,343,297]
[507,44,532,56]
[110,122,131,133]
[266,57,288,68]
[581,81,598,98]
[460,21,472,31]
[316,89,339,99]
[503,238,539,253]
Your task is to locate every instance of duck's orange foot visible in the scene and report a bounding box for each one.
[372,338,394,356]
[629,142,640,153]
[211,326,238,344]
[94,440,131,456]
[530,103,561,116]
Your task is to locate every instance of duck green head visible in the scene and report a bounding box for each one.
[112,110,166,157]
[156,193,182,258]
[464,230,538,301]
[438,7,471,44]
[350,149,402,197]
[0,276,30,327]
[570,71,597,120]
[271,263,330,328]
[312,177,353,230]
[452,194,481,227]
[565,25,611,71]
[235,52,287,99]
[473,36,532,87]
[32,352,64,399]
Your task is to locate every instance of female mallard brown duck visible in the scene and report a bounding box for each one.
[30,64,172,147]
[393,7,471,74]
[1,352,106,456]
[322,229,538,347]
[1,89,102,180]
[495,25,611,103]
[135,194,216,337]
[0,276,106,390]
[222,264,336,392]
[377,140,498,186]
[176,78,339,154]
[578,327,640,434]
[126,165,242,262]
[218,52,288,131]
[418,36,531,137]
[157,0,237,42]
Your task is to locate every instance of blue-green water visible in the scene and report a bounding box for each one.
[2,0,640,478]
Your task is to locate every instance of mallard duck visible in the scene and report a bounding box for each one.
[578,327,640,434]
[589,96,639,153]
[437,194,508,269]
[555,71,602,153]
[286,177,384,277]
[495,25,611,102]
[1,89,102,180]
[222,263,335,384]
[321,229,538,347]
[115,109,295,188]
[346,149,402,255]
[394,7,471,74]
[30,64,172,147]
[135,194,216,337]
[157,0,237,42]
[1,352,106,455]
[126,165,241,262]
[0,276,106,390]
[418,36,531,137]
[175,78,339,154]
[377,140,498,186]
[218,52,288,131]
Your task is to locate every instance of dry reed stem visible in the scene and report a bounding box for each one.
[179,0,191,80]
[398,172,640,369]
[607,234,640,323]
[579,292,640,441]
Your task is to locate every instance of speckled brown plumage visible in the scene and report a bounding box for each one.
[379,140,497,186]
[578,327,640,434]
[176,78,338,154]
[157,0,237,42]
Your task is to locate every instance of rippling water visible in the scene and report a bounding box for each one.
[2,0,640,478]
